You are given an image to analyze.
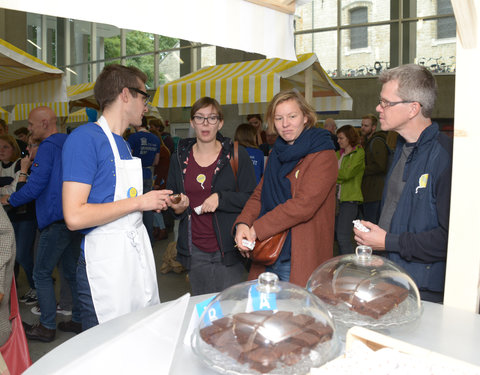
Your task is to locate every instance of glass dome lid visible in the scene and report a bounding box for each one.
[306,246,422,331]
[191,272,341,374]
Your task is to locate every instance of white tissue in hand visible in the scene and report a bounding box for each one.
[194,205,202,215]
[242,239,255,250]
[353,220,370,232]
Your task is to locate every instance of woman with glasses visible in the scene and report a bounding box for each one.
[335,125,365,254]
[234,90,337,286]
[167,97,256,296]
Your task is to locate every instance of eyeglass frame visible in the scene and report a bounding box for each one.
[128,87,150,105]
[378,98,422,109]
[192,115,221,125]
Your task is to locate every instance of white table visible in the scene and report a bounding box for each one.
[24,296,480,374]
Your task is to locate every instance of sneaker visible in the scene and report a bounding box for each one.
[25,323,55,342]
[58,320,82,334]
[20,288,37,305]
[31,304,41,316]
[56,304,72,316]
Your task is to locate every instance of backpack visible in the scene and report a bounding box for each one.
[369,135,394,172]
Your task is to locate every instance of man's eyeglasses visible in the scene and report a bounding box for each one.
[192,115,220,125]
[379,98,421,109]
[128,87,150,105]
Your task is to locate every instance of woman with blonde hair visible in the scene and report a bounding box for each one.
[234,90,338,285]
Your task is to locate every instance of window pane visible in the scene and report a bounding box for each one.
[340,25,390,77]
[26,13,42,59]
[295,0,337,31]
[158,46,181,84]
[437,0,456,39]
[350,7,368,49]
[295,30,337,77]
[415,19,456,73]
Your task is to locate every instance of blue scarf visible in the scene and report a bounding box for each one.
[260,127,334,263]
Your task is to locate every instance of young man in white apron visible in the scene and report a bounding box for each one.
[62,65,173,330]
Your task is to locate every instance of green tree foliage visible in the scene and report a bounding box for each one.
[104,31,178,88]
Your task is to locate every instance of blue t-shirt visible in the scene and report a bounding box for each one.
[245,147,265,184]
[62,122,132,234]
[127,131,160,180]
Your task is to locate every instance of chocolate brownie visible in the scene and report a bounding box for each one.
[199,311,333,373]
[311,276,409,319]
[350,281,409,319]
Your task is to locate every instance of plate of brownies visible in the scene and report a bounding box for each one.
[306,246,422,333]
[191,272,341,374]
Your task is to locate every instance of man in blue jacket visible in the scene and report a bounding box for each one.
[1,107,82,341]
[354,64,452,303]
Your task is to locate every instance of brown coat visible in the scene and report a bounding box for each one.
[234,149,338,287]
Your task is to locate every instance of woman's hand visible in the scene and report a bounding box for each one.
[235,223,256,258]
[168,193,189,215]
[201,193,219,214]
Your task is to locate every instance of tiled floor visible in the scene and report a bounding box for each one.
[18,230,190,363]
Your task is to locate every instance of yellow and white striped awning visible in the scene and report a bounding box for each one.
[66,108,89,123]
[152,53,352,114]
[0,38,67,107]
[67,82,95,101]
[10,102,69,121]
[0,107,9,122]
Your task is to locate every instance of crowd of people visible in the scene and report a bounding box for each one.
[0,63,452,364]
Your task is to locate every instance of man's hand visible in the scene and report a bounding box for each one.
[201,193,219,214]
[353,220,387,250]
[20,155,32,172]
[0,195,10,205]
[168,193,189,215]
[140,189,173,212]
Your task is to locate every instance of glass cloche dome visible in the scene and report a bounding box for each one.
[191,272,341,374]
[306,246,422,333]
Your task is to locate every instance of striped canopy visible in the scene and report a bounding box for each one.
[0,107,9,122]
[66,108,89,123]
[152,53,352,114]
[0,38,67,107]
[10,102,69,122]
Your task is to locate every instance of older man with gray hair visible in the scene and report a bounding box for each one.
[354,64,452,303]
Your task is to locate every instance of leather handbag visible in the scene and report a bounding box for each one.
[0,277,32,375]
[252,230,288,266]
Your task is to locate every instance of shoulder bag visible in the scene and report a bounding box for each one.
[0,277,32,375]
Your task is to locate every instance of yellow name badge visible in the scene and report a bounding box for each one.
[127,187,138,197]
[415,174,429,194]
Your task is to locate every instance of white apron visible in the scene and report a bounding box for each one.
[84,116,160,324]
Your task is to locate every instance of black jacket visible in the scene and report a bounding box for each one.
[166,134,257,268]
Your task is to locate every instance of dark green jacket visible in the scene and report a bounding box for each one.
[361,131,389,202]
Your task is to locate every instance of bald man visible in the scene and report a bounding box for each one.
[1,107,82,342]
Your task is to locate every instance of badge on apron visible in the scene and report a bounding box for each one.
[127,187,138,197]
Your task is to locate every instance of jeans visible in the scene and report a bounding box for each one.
[76,255,99,331]
[362,201,381,224]
[189,244,247,296]
[266,259,291,282]
[12,220,37,289]
[143,179,154,244]
[33,222,81,329]
[153,211,165,229]
[335,201,359,255]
